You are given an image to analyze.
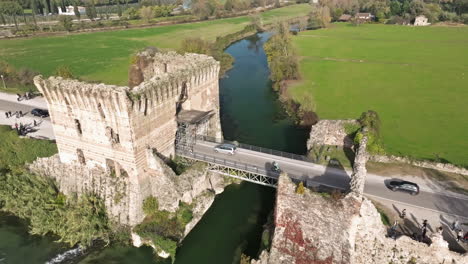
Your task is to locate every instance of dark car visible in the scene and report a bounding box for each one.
[31,108,49,117]
[388,180,419,195]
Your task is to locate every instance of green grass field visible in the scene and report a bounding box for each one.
[290,23,468,167]
[0,4,311,86]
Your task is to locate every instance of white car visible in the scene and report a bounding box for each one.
[213,144,237,155]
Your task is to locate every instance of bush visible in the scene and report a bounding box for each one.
[134,200,194,261]
[123,7,140,20]
[54,65,74,79]
[0,171,111,247]
[439,11,458,22]
[59,16,73,31]
[461,13,468,24]
[143,196,159,215]
[295,181,305,194]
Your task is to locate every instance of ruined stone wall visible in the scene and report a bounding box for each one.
[252,175,468,264]
[307,119,357,150]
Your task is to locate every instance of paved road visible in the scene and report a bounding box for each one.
[0,94,54,140]
[192,140,468,219]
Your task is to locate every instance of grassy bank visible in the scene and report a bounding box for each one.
[0,4,311,86]
[290,23,468,167]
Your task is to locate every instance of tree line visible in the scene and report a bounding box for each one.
[312,0,468,25]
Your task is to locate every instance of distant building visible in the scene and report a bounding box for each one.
[58,6,86,16]
[338,14,352,22]
[355,13,374,21]
[414,15,430,26]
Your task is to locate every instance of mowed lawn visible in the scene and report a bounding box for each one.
[0,4,311,85]
[290,23,468,167]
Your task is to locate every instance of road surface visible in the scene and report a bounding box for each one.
[192,140,468,220]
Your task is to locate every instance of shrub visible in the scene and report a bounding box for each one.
[461,13,468,24]
[55,65,75,79]
[0,171,111,247]
[59,15,73,31]
[140,6,154,22]
[123,7,140,20]
[142,196,159,215]
[296,181,305,194]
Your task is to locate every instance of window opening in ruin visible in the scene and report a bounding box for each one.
[98,103,105,119]
[77,149,85,165]
[106,126,120,144]
[74,119,82,135]
[163,63,168,73]
[144,98,148,116]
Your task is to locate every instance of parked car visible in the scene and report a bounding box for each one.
[31,108,49,117]
[388,180,419,195]
[213,143,237,155]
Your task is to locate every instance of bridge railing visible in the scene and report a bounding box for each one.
[194,135,314,163]
[175,146,280,179]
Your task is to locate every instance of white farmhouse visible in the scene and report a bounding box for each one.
[58,6,86,16]
[414,15,430,26]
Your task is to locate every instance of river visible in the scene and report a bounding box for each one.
[0,32,309,264]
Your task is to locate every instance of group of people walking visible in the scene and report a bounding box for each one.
[393,208,468,244]
[16,92,34,101]
[4,110,24,118]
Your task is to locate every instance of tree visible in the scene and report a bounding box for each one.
[139,6,153,22]
[31,0,38,27]
[0,1,24,30]
[85,0,97,20]
[390,0,402,16]
[116,0,122,17]
[59,15,73,31]
[73,1,81,19]
[224,0,233,11]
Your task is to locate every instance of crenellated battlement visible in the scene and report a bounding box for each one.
[34,49,221,177]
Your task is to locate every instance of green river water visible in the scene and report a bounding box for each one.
[0,32,309,264]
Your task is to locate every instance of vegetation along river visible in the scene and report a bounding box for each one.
[0,32,309,264]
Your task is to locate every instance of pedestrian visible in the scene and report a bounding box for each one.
[422,226,427,239]
[33,119,37,127]
[401,209,406,219]
[16,93,21,101]
[8,111,11,117]
[5,112,8,118]
[14,123,18,131]
[422,219,428,228]
[19,110,23,117]
[452,220,460,231]
[457,230,463,242]
[438,226,443,235]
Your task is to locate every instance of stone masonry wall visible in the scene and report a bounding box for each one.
[252,175,468,264]
[33,50,222,226]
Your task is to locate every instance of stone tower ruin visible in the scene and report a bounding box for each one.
[33,50,222,225]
